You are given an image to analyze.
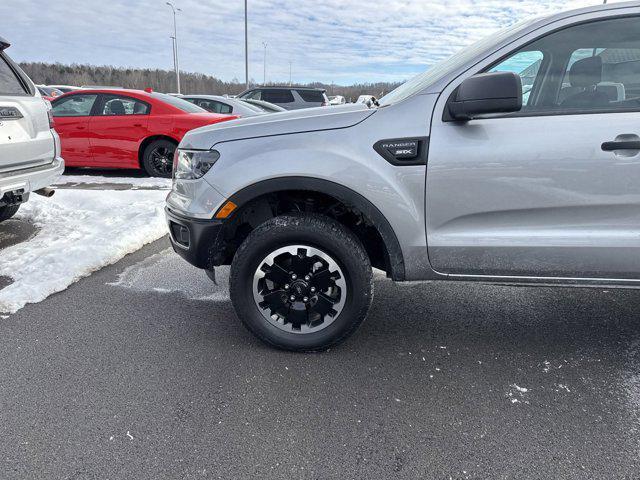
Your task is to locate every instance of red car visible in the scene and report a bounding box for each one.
[51,89,238,177]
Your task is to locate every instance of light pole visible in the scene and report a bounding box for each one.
[244,0,249,89]
[262,41,267,85]
[166,2,181,94]
[289,61,292,86]
[169,35,176,82]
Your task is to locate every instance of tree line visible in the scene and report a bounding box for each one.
[19,62,402,101]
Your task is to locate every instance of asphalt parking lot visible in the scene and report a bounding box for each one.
[0,218,38,290]
[1,230,640,479]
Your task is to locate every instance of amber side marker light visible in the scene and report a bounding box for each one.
[215,201,237,219]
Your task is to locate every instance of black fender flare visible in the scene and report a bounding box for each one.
[225,176,406,281]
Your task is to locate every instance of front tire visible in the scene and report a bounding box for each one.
[229,213,373,352]
[142,139,176,178]
[0,205,19,223]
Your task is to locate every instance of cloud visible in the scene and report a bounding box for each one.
[1,0,620,84]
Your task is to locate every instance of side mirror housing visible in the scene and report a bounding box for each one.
[446,71,523,121]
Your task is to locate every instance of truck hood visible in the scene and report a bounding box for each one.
[180,103,376,150]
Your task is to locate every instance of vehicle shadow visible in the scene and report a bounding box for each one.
[359,278,640,365]
[62,167,148,178]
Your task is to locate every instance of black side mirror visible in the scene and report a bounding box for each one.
[446,71,522,121]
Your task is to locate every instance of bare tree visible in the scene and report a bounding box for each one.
[20,62,402,99]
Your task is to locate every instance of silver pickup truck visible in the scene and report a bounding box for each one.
[167,2,640,351]
[0,36,63,223]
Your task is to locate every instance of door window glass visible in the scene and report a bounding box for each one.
[0,55,26,95]
[296,90,326,103]
[486,16,640,114]
[261,89,295,103]
[242,90,261,100]
[52,94,98,117]
[490,51,543,105]
[192,99,232,114]
[100,96,149,116]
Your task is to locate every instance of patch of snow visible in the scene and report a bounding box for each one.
[0,189,168,314]
[507,384,530,405]
[55,175,171,189]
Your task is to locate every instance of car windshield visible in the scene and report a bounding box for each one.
[379,17,540,106]
[151,92,206,113]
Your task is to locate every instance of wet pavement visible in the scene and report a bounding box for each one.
[62,167,149,178]
[0,218,38,291]
[0,218,38,252]
[1,237,640,479]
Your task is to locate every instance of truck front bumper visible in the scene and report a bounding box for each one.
[165,206,226,270]
[0,157,64,202]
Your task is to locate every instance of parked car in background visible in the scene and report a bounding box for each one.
[36,85,63,101]
[356,94,377,105]
[51,89,238,177]
[328,95,346,105]
[238,86,329,110]
[81,85,124,89]
[0,36,63,223]
[181,95,280,117]
[47,85,82,94]
[167,2,640,351]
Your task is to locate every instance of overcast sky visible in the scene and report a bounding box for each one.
[2,0,621,85]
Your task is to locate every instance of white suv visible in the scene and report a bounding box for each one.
[0,36,63,223]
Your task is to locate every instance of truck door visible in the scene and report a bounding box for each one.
[426,14,640,280]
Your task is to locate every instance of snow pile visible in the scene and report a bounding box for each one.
[0,188,168,313]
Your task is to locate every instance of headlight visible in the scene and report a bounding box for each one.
[173,149,220,180]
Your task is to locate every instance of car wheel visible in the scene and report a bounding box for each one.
[229,213,373,352]
[0,205,19,224]
[142,139,176,178]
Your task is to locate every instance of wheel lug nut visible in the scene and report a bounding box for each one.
[310,287,316,293]
[291,274,297,280]
[290,295,296,302]
[304,275,311,281]
[284,284,290,290]
[303,297,309,303]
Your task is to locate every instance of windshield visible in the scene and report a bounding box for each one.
[379,17,539,106]
[151,92,206,113]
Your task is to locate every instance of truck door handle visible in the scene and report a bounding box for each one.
[601,140,640,151]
